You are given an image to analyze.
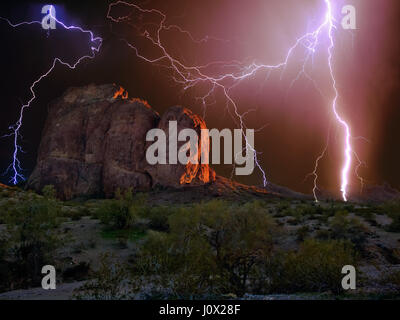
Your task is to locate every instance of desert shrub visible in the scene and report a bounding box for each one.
[296,203,323,217]
[287,217,300,225]
[353,207,379,227]
[296,225,311,242]
[136,229,217,298]
[276,201,290,214]
[310,203,344,224]
[0,237,11,292]
[381,201,400,232]
[134,200,277,298]
[134,206,220,298]
[275,202,324,219]
[143,206,177,231]
[325,202,342,217]
[3,196,62,289]
[387,218,400,233]
[316,211,368,252]
[61,206,91,221]
[303,203,324,217]
[96,189,147,230]
[380,270,400,294]
[98,201,136,229]
[268,239,356,294]
[0,198,18,222]
[198,200,277,296]
[0,208,6,224]
[0,187,9,199]
[360,212,377,226]
[354,207,375,216]
[315,229,331,240]
[74,253,135,300]
[0,237,6,259]
[277,204,308,221]
[42,184,56,199]
[329,211,368,251]
[343,204,355,212]
[100,229,146,243]
[316,213,330,223]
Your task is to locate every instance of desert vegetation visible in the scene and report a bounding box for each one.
[0,185,399,299]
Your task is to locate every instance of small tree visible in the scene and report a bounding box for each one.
[74,253,135,300]
[269,239,356,295]
[136,200,277,297]
[5,197,61,288]
[96,189,147,230]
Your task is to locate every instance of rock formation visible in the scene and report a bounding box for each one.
[145,105,214,187]
[27,84,215,199]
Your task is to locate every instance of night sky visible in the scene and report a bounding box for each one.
[0,0,399,198]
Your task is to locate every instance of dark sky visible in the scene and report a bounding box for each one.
[0,0,399,197]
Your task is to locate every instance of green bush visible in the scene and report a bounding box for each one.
[3,196,62,289]
[96,189,147,230]
[269,239,356,294]
[278,203,324,221]
[143,206,176,231]
[381,201,400,232]
[42,184,56,199]
[380,270,400,294]
[74,253,135,299]
[61,207,91,221]
[329,211,368,251]
[0,237,11,292]
[97,200,137,229]
[276,201,290,214]
[134,200,277,297]
[315,211,368,252]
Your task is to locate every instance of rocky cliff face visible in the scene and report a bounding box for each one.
[28,84,215,199]
[145,105,214,187]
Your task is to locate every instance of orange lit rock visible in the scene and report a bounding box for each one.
[113,86,128,99]
[28,84,214,199]
[145,106,215,188]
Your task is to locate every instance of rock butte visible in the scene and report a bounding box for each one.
[27,84,215,200]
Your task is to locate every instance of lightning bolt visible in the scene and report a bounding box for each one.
[1,6,102,185]
[1,1,362,202]
[304,125,331,202]
[324,0,352,202]
[107,0,360,201]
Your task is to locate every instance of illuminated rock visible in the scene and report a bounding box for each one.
[145,106,215,187]
[27,84,214,199]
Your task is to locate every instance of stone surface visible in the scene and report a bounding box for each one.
[145,105,215,188]
[27,84,214,199]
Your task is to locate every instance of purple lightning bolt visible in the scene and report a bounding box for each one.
[1,6,102,185]
[107,0,362,201]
